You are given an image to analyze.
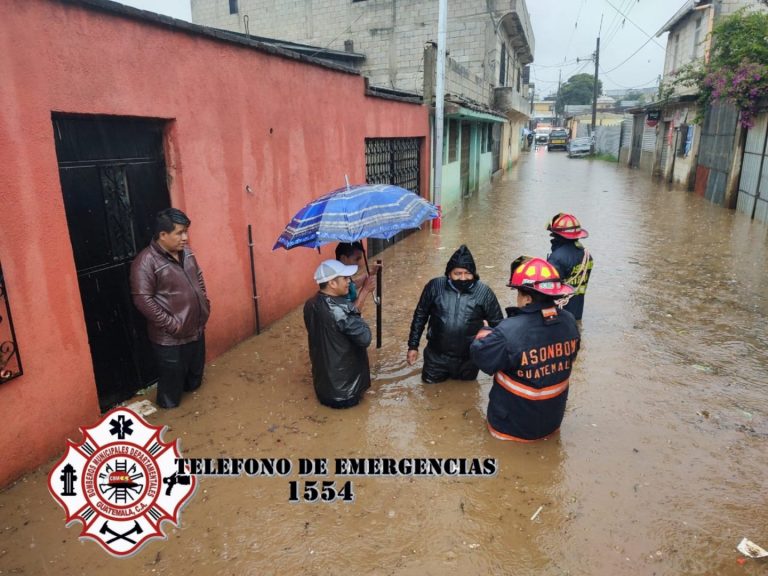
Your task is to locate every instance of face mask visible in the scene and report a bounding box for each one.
[451,279,474,292]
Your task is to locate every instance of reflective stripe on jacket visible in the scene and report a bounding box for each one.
[548,238,593,320]
[470,302,580,441]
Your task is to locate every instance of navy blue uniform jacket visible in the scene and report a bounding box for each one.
[470,303,580,441]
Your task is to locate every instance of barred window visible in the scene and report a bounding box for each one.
[0,261,23,383]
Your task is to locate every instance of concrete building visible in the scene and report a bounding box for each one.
[0,0,429,486]
[191,0,535,213]
[629,0,765,189]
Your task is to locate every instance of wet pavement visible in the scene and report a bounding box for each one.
[2,149,768,575]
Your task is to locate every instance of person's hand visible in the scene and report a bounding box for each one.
[475,320,492,340]
[363,274,376,293]
[406,349,418,365]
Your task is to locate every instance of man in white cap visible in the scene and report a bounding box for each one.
[303,259,372,408]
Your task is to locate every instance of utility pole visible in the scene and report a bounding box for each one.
[433,0,447,230]
[591,35,600,136]
[591,15,603,138]
[556,69,562,126]
[529,83,535,130]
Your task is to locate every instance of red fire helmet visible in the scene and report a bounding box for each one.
[507,256,574,297]
[547,213,589,240]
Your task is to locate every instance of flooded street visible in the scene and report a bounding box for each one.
[2,150,767,575]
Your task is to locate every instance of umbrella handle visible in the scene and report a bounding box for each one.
[361,242,378,303]
[361,243,371,275]
[375,259,382,349]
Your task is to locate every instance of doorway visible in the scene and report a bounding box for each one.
[53,114,171,410]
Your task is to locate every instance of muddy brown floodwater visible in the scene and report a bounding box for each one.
[2,150,768,576]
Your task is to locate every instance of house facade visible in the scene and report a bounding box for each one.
[191,0,535,213]
[0,0,429,486]
[629,0,766,195]
[650,0,713,189]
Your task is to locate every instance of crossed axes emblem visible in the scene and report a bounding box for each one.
[99,520,143,544]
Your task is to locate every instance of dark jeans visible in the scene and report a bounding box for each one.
[422,344,480,383]
[152,336,206,409]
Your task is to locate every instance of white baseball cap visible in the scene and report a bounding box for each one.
[314,259,358,284]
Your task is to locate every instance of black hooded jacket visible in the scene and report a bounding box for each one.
[408,246,503,357]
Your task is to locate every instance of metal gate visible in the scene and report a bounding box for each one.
[364,137,422,256]
[54,115,171,410]
[630,115,644,168]
[657,121,670,178]
[736,111,768,224]
[696,102,740,206]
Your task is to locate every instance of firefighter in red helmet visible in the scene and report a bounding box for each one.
[470,257,581,441]
[546,213,593,320]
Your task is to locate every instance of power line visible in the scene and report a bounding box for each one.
[603,0,666,50]
[599,69,660,90]
[562,0,588,65]
[532,59,580,69]
[600,33,659,74]
[601,0,636,50]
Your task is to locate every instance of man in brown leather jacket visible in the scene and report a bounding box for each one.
[130,208,210,409]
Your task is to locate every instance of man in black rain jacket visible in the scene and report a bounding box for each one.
[407,245,503,383]
[304,260,372,408]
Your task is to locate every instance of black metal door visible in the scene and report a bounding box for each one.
[460,123,471,197]
[53,115,170,410]
[364,137,422,256]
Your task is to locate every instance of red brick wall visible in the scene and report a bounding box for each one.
[0,0,429,485]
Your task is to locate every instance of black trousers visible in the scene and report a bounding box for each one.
[152,336,206,409]
[422,344,479,383]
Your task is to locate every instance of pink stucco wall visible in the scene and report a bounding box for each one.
[0,0,429,486]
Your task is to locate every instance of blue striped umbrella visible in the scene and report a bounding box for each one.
[273,184,439,250]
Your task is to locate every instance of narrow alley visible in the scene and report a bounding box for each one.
[2,150,767,576]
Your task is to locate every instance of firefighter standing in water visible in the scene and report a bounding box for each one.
[546,213,593,320]
[470,257,580,441]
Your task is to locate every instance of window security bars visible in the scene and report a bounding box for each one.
[0,262,22,383]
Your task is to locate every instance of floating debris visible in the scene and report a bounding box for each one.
[737,538,768,558]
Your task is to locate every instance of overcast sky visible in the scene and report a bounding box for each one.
[527,0,684,96]
[116,0,192,20]
[114,0,681,96]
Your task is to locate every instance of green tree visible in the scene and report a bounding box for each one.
[559,73,603,106]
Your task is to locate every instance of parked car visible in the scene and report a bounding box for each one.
[547,129,569,151]
[535,131,549,144]
[567,137,593,158]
